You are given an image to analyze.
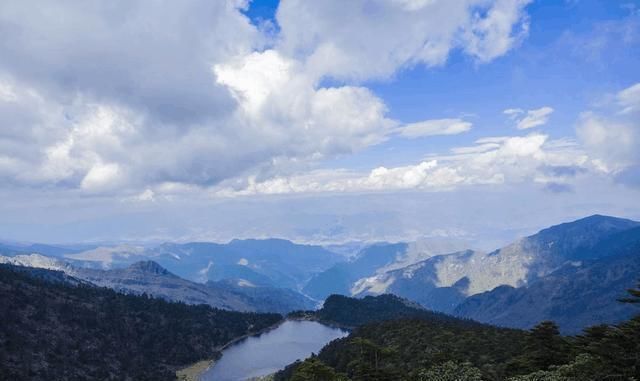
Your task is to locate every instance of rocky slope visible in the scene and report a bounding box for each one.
[353,215,640,316]
[454,226,640,333]
[302,238,469,300]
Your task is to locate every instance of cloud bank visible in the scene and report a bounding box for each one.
[0,0,533,195]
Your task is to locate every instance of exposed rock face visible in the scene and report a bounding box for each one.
[303,239,469,300]
[353,215,640,317]
[454,226,640,333]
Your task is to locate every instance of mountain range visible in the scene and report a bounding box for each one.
[302,238,469,300]
[2,214,639,333]
[61,238,343,290]
[0,254,315,314]
[454,225,640,333]
[345,215,640,332]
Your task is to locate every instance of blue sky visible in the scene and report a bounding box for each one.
[325,0,640,169]
[240,0,640,171]
[0,0,639,245]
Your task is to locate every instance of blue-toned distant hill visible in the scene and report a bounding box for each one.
[302,239,469,300]
[454,225,640,333]
[0,241,94,257]
[208,278,317,313]
[59,238,344,291]
[352,250,476,313]
[302,243,409,300]
[0,255,314,314]
[352,215,640,331]
[148,238,343,289]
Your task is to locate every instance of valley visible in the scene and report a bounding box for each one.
[1,214,639,380]
[3,2,639,379]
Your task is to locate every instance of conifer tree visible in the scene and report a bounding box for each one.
[524,321,570,371]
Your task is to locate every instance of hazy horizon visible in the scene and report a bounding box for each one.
[1,1,638,246]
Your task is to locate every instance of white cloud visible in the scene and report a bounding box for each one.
[576,112,638,172]
[213,133,590,196]
[461,0,532,62]
[137,189,155,202]
[0,81,17,102]
[400,118,472,138]
[237,258,249,266]
[215,50,297,117]
[81,163,121,192]
[517,106,554,129]
[617,82,640,114]
[503,108,524,116]
[451,143,501,154]
[277,0,532,81]
[504,106,554,129]
[572,83,640,183]
[214,49,396,158]
[0,0,533,197]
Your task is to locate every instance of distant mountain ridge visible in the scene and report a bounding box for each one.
[0,254,314,314]
[3,214,639,333]
[454,225,640,333]
[303,238,469,300]
[351,215,640,321]
[61,238,343,290]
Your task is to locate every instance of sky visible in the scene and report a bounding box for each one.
[0,0,639,247]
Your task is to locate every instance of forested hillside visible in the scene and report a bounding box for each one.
[278,290,640,381]
[0,264,281,381]
[302,293,470,328]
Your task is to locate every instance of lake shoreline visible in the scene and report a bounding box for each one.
[287,312,355,331]
[176,359,215,381]
[175,318,287,381]
[191,319,348,381]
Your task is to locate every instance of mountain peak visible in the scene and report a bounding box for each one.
[554,214,637,228]
[127,261,169,275]
[533,214,639,239]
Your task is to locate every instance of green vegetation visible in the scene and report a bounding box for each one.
[0,264,282,381]
[300,294,475,328]
[278,286,640,381]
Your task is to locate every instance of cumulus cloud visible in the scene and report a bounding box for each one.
[213,133,590,196]
[504,106,554,129]
[576,113,638,172]
[0,1,258,190]
[80,163,122,192]
[572,83,640,188]
[0,0,533,196]
[214,50,396,156]
[277,0,531,81]
[399,119,472,138]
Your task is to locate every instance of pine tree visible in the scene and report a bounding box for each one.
[417,361,483,381]
[290,358,349,381]
[524,321,570,371]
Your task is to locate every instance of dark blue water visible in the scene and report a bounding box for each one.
[200,320,348,381]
